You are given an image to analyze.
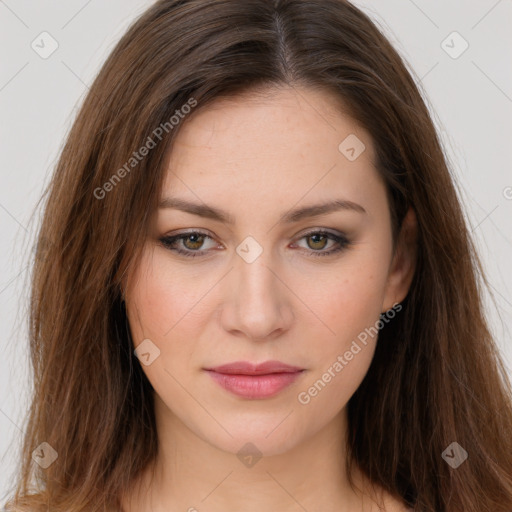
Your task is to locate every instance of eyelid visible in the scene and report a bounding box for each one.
[290,228,350,255]
[162,227,345,241]
[297,227,344,237]
[159,227,351,258]
[162,229,223,250]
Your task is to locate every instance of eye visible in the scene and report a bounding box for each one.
[158,231,219,258]
[158,229,351,259]
[291,229,351,258]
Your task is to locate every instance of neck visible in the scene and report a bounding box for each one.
[120,394,386,512]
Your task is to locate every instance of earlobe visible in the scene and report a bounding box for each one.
[381,206,418,313]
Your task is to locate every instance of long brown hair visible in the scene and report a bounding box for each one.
[4,0,512,510]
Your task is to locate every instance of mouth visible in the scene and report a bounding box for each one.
[203,360,305,399]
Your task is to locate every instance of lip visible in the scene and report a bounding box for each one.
[204,360,305,399]
[205,360,303,375]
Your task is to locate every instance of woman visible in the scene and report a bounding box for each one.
[4,0,512,511]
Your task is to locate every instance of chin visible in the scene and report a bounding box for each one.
[198,417,307,459]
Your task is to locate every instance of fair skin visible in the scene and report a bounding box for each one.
[120,85,417,512]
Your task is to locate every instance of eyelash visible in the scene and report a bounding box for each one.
[158,229,351,259]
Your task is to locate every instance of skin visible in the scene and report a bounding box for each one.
[120,85,417,512]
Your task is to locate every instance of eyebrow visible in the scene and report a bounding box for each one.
[158,197,367,224]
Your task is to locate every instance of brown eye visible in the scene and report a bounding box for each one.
[182,233,206,250]
[306,233,329,251]
[159,231,218,258]
[293,230,351,258]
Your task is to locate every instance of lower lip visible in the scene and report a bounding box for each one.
[206,370,303,399]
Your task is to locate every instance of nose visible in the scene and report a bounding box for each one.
[219,249,294,341]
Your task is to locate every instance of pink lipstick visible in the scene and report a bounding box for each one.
[204,360,305,399]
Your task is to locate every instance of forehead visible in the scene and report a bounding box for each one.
[160,86,383,218]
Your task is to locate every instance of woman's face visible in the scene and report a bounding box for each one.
[124,86,415,457]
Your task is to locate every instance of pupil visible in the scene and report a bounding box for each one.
[185,234,203,249]
[309,234,326,249]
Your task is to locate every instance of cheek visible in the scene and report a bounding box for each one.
[125,249,204,368]
[127,248,202,336]
[306,259,390,351]
[295,338,376,427]
[294,249,390,409]
[295,273,386,416]
[124,250,211,417]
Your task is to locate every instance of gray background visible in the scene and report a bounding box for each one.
[1,0,511,499]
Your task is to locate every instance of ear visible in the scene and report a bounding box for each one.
[381,206,418,313]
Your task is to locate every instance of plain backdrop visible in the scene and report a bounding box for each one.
[1,0,511,500]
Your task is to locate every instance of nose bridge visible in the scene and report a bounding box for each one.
[237,248,276,299]
[235,233,278,292]
[221,238,292,340]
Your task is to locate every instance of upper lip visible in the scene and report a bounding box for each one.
[205,360,304,375]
